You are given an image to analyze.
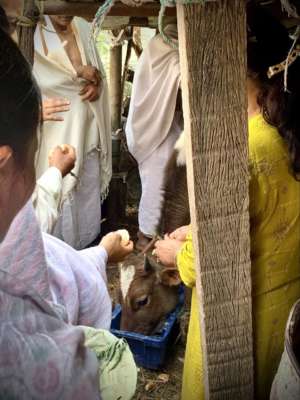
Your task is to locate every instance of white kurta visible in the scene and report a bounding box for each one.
[33,16,112,249]
[125,25,183,236]
[138,114,182,236]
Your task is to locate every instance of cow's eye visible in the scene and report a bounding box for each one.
[136,296,149,307]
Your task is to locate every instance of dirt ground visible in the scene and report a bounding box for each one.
[105,205,186,400]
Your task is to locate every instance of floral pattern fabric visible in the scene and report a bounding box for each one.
[0,202,100,399]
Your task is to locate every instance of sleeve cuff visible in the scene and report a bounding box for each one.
[94,245,108,264]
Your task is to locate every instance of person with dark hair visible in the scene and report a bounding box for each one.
[154,4,300,400]
[0,20,137,400]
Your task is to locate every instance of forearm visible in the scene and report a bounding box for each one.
[79,246,108,283]
[32,167,62,233]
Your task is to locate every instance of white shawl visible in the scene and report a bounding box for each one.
[33,16,111,202]
[126,24,181,164]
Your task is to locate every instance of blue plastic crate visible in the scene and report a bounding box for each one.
[110,288,184,370]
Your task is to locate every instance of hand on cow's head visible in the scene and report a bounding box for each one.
[153,237,183,268]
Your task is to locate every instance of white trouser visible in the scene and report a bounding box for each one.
[138,123,181,237]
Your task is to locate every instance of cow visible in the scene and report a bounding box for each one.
[118,132,190,335]
[118,255,181,335]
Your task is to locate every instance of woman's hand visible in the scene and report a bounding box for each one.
[100,232,134,263]
[48,145,76,177]
[154,238,184,268]
[79,83,99,102]
[169,225,190,242]
[42,98,70,121]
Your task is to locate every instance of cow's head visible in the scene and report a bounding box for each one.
[119,255,180,335]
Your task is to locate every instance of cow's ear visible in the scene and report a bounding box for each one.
[160,267,181,286]
[143,255,156,273]
[144,255,152,272]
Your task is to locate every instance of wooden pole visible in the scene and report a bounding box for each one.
[17,0,39,65]
[104,34,125,231]
[43,1,176,18]
[177,1,253,398]
[121,27,133,101]
[109,38,122,131]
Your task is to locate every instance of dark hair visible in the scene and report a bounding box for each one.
[0,4,9,33]
[0,8,41,166]
[247,3,300,179]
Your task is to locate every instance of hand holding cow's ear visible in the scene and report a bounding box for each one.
[100,232,134,263]
[154,238,183,268]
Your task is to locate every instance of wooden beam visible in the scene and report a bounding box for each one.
[17,0,39,65]
[43,1,176,17]
[177,1,253,398]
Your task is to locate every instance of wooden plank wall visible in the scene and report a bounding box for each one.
[177,1,253,398]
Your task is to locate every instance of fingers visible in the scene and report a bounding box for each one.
[80,86,93,101]
[60,144,76,160]
[79,84,99,102]
[43,98,70,113]
[125,240,134,252]
[90,73,99,86]
[48,144,77,177]
[42,98,70,122]
[47,114,64,122]
[43,97,70,107]
[78,86,88,96]
[47,105,70,114]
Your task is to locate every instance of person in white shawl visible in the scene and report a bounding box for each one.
[34,15,112,249]
[125,24,183,249]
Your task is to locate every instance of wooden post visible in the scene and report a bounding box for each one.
[17,0,39,65]
[109,38,122,131]
[104,35,125,232]
[177,1,253,399]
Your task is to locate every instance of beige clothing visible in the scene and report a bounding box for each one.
[125,24,182,235]
[33,16,111,248]
[126,24,181,164]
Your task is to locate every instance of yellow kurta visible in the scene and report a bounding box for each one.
[177,114,300,400]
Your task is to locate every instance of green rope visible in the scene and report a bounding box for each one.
[91,0,115,43]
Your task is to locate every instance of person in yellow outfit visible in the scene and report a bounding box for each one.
[154,4,300,400]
